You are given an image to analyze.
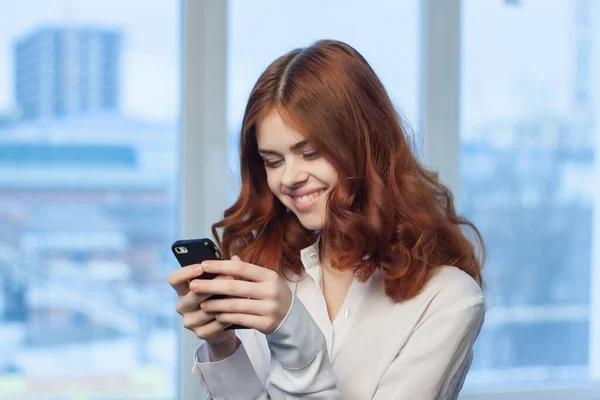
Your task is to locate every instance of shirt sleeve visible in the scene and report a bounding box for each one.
[192,338,265,400]
[192,295,344,399]
[372,295,486,400]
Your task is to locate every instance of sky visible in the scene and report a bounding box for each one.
[0,0,597,135]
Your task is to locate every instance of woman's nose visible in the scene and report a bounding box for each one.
[280,162,309,187]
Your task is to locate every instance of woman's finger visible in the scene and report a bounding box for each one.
[201,297,274,316]
[168,264,205,296]
[191,318,232,339]
[181,308,216,331]
[214,313,278,334]
[189,278,260,298]
[200,256,275,283]
[176,291,211,314]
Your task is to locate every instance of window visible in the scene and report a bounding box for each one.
[0,1,180,398]
[461,0,599,389]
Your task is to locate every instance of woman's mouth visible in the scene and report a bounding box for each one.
[291,190,325,211]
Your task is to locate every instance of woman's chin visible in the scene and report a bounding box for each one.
[294,213,325,231]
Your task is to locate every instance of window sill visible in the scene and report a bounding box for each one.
[460,382,600,400]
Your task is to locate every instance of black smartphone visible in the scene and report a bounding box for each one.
[171,238,247,330]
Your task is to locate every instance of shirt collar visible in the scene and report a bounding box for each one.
[300,238,321,271]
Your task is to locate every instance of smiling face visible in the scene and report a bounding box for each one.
[256,111,338,231]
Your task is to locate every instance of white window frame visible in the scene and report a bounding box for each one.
[179,0,600,398]
[588,0,600,386]
[179,1,228,399]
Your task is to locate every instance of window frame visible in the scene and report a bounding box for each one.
[178,1,229,399]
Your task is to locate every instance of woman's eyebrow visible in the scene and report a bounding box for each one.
[258,140,309,155]
[289,140,309,151]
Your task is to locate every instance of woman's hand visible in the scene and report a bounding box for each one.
[168,265,237,348]
[189,256,293,334]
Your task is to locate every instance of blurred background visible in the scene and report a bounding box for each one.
[0,0,598,399]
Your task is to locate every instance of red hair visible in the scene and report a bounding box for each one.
[213,39,484,301]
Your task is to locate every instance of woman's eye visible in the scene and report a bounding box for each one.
[301,151,319,160]
[264,159,283,168]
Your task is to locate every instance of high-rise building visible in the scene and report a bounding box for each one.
[14,27,122,121]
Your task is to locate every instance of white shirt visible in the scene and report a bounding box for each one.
[192,241,486,400]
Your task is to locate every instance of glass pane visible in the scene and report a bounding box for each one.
[227,0,420,193]
[461,0,599,388]
[0,1,180,398]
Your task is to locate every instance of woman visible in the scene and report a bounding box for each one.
[168,39,486,399]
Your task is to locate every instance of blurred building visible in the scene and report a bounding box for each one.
[0,115,176,347]
[14,27,122,121]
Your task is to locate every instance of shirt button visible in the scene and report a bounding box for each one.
[344,309,352,318]
[310,253,317,259]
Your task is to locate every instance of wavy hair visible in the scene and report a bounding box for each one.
[212,39,484,301]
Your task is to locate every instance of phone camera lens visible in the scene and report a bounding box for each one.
[176,246,188,254]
